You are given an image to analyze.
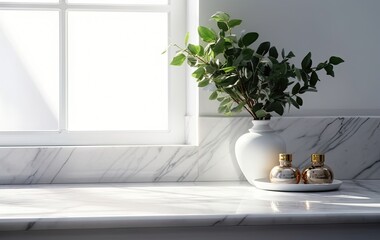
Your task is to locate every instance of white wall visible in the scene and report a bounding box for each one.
[197,0,380,117]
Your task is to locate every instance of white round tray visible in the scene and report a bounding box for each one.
[253,178,342,192]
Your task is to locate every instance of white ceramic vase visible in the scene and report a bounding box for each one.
[235,120,286,185]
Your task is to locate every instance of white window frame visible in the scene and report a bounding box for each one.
[0,0,188,146]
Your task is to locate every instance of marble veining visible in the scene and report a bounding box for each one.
[0,180,379,231]
[0,117,380,184]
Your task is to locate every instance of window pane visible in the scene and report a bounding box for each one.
[0,0,59,3]
[67,0,167,4]
[0,10,59,131]
[68,11,168,131]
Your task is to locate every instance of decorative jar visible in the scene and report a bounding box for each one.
[235,120,286,185]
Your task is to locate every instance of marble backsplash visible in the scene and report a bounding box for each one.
[0,117,379,184]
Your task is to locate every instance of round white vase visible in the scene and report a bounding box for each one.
[235,120,286,185]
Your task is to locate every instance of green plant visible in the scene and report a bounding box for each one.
[168,11,344,120]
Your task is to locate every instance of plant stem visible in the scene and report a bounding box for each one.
[237,80,258,119]
[229,89,257,119]
[243,105,257,119]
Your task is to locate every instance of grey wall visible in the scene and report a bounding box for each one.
[198,0,380,116]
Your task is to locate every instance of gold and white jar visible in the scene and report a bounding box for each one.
[269,153,300,184]
[302,154,334,184]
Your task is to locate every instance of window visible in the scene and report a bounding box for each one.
[0,0,187,145]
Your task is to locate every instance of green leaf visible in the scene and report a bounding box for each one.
[187,56,197,66]
[192,67,205,79]
[325,64,335,77]
[301,71,309,83]
[304,88,318,92]
[170,53,186,66]
[188,44,201,55]
[198,45,205,56]
[269,101,284,115]
[224,35,237,43]
[255,109,267,119]
[252,103,263,112]
[209,91,218,100]
[220,76,238,87]
[274,101,284,116]
[228,19,242,28]
[269,47,278,59]
[218,104,227,114]
[221,66,236,73]
[220,97,232,106]
[296,96,303,106]
[238,37,244,48]
[184,32,189,45]
[310,71,319,86]
[211,11,230,22]
[224,48,238,57]
[329,56,344,65]
[205,43,215,58]
[299,85,308,94]
[213,38,225,55]
[243,67,253,79]
[286,51,295,58]
[301,52,312,70]
[198,78,210,87]
[316,62,328,70]
[217,21,229,31]
[281,48,285,59]
[242,48,254,60]
[198,26,217,43]
[289,97,300,109]
[256,41,271,55]
[294,68,302,80]
[292,82,301,95]
[241,32,259,47]
[205,65,216,74]
[231,103,245,113]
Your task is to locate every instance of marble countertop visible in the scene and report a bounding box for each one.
[1,180,380,231]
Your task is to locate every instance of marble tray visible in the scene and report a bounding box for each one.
[253,178,342,192]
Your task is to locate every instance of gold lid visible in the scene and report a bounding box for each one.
[311,154,325,163]
[279,153,292,162]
